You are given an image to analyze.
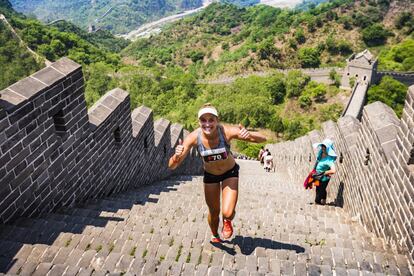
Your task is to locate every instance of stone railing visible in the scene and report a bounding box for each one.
[341,81,369,119]
[0,58,202,224]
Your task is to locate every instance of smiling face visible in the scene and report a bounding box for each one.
[199,113,218,136]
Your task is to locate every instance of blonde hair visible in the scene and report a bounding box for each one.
[201,103,215,109]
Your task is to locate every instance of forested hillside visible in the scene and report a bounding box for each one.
[1,0,413,156]
[0,1,127,91]
[9,0,203,34]
[0,20,43,90]
[123,0,414,79]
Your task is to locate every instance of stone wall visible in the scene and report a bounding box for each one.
[0,58,202,224]
[267,85,414,261]
[376,71,414,87]
[200,67,343,85]
[341,81,369,119]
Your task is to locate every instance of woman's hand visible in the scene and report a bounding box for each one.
[169,130,197,170]
[225,124,266,143]
[175,139,184,157]
[238,124,250,139]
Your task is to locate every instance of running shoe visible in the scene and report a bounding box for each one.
[211,235,222,243]
[222,219,233,239]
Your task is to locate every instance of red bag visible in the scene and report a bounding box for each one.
[303,169,320,189]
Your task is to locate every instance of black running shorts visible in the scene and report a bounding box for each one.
[203,163,240,184]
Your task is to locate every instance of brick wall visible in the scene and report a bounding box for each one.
[0,58,202,224]
[267,85,414,261]
[377,71,414,87]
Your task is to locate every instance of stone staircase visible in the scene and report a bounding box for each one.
[0,160,412,275]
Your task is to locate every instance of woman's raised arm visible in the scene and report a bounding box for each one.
[168,130,197,170]
[224,124,267,143]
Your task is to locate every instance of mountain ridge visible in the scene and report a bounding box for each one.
[1,0,412,144]
[9,0,204,34]
[121,1,414,79]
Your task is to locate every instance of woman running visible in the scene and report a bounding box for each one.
[168,104,267,242]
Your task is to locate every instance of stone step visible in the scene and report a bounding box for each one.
[0,161,412,275]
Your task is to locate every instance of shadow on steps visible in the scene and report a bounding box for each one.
[211,235,305,256]
[0,177,195,274]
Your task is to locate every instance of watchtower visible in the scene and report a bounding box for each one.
[341,49,378,89]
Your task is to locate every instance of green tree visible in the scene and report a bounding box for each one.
[0,22,43,90]
[283,119,307,140]
[395,12,413,29]
[307,19,316,33]
[378,39,414,71]
[325,10,338,21]
[402,57,414,71]
[367,76,407,117]
[298,94,312,108]
[221,42,230,50]
[257,38,280,60]
[84,62,117,107]
[267,114,284,133]
[295,27,306,44]
[339,16,353,30]
[188,50,204,63]
[326,34,338,54]
[265,73,286,104]
[362,24,392,46]
[304,81,327,102]
[285,70,310,98]
[319,103,343,122]
[298,47,320,68]
[288,38,297,49]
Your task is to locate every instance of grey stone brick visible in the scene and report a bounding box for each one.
[33,262,53,276]
[48,264,68,276]
[195,264,208,276]
[32,67,65,87]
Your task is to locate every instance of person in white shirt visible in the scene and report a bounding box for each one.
[264,152,274,172]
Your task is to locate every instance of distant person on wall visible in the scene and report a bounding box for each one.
[312,139,337,205]
[168,103,267,243]
[258,146,265,165]
[261,148,269,166]
[264,151,274,172]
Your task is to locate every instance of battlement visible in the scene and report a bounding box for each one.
[376,71,414,86]
[267,86,414,259]
[0,58,202,224]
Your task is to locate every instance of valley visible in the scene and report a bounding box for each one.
[1,0,413,150]
[121,0,213,40]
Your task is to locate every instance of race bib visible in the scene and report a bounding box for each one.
[201,148,228,162]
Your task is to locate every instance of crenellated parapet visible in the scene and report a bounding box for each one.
[267,85,414,261]
[376,71,414,87]
[0,57,202,224]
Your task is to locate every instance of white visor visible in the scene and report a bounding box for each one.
[198,107,218,119]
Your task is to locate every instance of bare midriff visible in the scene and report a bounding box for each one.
[198,129,235,175]
[203,155,236,175]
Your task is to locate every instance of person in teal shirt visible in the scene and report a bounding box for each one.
[312,139,337,205]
